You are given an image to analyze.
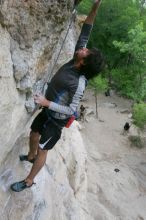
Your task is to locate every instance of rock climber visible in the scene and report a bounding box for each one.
[11,0,104,192]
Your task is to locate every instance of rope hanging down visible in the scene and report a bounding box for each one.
[47,9,76,83]
[41,4,80,96]
[33,4,78,113]
[46,0,83,83]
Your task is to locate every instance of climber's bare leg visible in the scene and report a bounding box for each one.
[25,148,48,186]
[28,131,40,160]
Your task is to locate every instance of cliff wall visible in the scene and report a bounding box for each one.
[0,1,89,219]
[0,0,75,163]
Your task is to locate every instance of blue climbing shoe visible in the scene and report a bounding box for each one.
[19,155,36,164]
[10,180,35,192]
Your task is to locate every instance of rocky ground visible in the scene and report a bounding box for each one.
[80,89,146,220]
[0,88,146,220]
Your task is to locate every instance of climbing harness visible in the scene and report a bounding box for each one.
[65,112,78,128]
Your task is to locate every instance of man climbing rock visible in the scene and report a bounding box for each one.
[11,0,104,192]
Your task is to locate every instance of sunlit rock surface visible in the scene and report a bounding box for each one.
[0,121,88,220]
[1,1,146,220]
[0,1,90,219]
[0,0,75,165]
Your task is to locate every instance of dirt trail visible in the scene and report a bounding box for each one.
[80,89,146,220]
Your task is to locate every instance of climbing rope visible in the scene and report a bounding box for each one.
[44,0,83,86]
[40,8,76,98]
[33,2,79,113]
[47,9,76,83]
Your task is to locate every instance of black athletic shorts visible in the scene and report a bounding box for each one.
[31,109,67,150]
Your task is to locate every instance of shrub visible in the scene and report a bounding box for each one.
[132,102,146,130]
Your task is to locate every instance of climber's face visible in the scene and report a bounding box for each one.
[74,48,90,62]
[74,48,91,68]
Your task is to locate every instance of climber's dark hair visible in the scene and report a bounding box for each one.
[80,48,105,80]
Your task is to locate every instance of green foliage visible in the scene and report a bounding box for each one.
[78,0,140,65]
[111,68,146,100]
[132,102,146,130]
[113,23,146,65]
[113,23,146,100]
[77,0,92,14]
[77,0,146,101]
[129,135,144,148]
[88,75,108,94]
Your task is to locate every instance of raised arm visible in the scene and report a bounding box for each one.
[75,0,102,52]
[85,0,102,25]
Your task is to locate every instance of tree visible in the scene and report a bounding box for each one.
[113,23,146,100]
[132,102,146,131]
[86,0,140,67]
[89,76,107,118]
[78,0,146,100]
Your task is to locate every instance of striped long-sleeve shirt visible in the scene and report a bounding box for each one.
[45,23,92,120]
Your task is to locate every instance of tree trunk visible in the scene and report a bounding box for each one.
[95,92,98,118]
[108,71,112,88]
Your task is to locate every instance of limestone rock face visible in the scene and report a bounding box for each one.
[0,24,28,164]
[0,0,91,220]
[0,0,76,165]
[0,121,88,220]
[0,1,89,219]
